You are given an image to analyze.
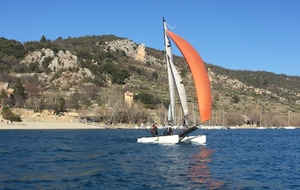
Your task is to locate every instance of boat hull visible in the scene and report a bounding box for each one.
[137,134,206,144]
[137,135,180,144]
[180,135,206,144]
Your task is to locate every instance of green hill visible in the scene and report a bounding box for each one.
[1,35,300,127]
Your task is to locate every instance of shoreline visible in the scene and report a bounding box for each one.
[0,121,108,130]
[0,120,298,130]
[3,109,297,130]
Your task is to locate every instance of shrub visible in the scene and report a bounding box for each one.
[1,106,22,122]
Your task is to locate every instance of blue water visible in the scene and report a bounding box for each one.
[0,129,299,190]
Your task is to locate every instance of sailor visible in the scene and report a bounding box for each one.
[168,127,173,135]
[150,123,158,137]
[163,127,168,136]
[164,126,174,135]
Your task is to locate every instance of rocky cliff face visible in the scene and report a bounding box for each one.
[21,48,95,90]
[22,48,79,71]
[106,39,159,63]
[20,38,162,90]
[135,43,146,62]
[19,37,298,105]
[106,39,137,58]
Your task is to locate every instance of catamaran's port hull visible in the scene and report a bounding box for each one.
[137,135,180,143]
[137,135,206,144]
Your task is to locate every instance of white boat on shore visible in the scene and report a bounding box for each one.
[229,126,239,129]
[257,126,266,129]
[284,126,296,129]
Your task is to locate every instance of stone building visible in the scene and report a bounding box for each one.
[124,91,134,106]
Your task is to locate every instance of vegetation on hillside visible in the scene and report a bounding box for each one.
[1,35,300,127]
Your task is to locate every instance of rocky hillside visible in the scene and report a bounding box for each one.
[1,36,300,126]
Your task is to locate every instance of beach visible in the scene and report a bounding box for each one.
[0,108,110,130]
[0,120,106,130]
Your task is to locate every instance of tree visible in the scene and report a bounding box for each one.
[0,37,26,58]
[42,56,53,70]
[1,105,22,122]
[225,112,244,126]
[100,63,130,84]
[231,95,240,103]
[55,97,66,114]
[113,69,130,84]
[13,78,26,107]
[246,106,261,126]
[28,61,41,73]
[152,71,158,81]
[40,35,47,42]
[13,78,25,97]
[134,92,160,109]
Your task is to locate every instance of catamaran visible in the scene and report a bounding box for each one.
[137,18,212,144]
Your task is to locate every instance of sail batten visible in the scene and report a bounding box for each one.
[166,30,212,123]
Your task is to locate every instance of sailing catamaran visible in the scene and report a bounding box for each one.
[137,18,212,144]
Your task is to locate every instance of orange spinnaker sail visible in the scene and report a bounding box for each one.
[167,31,212,123]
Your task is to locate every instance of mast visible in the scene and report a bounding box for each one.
[163,17,175,126]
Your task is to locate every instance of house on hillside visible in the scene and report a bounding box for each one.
[124,91,133,106]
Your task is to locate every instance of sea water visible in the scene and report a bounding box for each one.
[0,128,299,189]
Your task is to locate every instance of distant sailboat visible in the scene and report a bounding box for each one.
[137,18,212,144]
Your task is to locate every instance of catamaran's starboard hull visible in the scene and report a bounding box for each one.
[180,135,206,144]
[137,134,206,144]
[137,135,180,144]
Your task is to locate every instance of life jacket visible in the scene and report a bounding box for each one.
[150,125,155,133]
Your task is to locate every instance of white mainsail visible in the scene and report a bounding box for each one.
[163,18,189,127]
[168,58,189,124]
[163,19,175,124]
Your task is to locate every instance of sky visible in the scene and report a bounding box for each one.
[1,0,300,76]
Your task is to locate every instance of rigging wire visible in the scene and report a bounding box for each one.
[166,22,175,30]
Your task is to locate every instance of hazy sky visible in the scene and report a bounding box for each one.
[1,0,299,76]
